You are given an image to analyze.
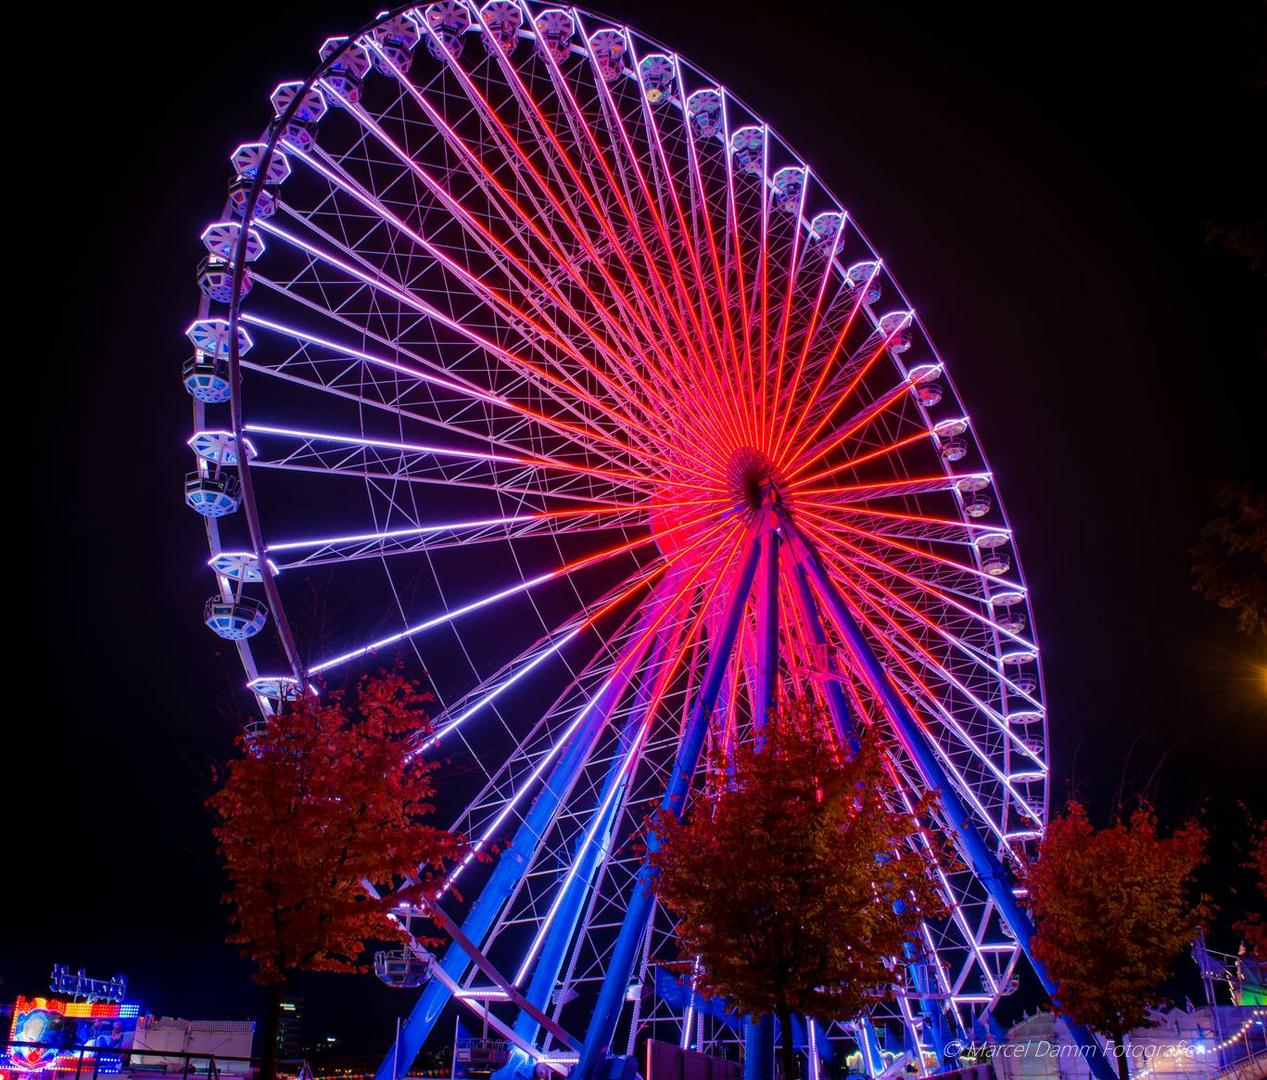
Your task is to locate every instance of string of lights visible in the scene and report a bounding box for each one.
[1131,1007,1267,1080]
[1207,1007,1267,1053]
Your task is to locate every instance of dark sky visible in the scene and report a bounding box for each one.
[10,0,1265,1058]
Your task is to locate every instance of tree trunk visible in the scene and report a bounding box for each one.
[258,981,284,1080]
[1113,1031,1131,1080]
[777,1009,796,1080]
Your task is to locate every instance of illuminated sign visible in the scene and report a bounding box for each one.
[48,967,127,1005]
[2,997,139,1074]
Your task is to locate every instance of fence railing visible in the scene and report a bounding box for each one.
[0,1041,313,1080]
[1213,1048,1267,1080]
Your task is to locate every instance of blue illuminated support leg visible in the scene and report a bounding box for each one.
[680,964,701,1051]
[717,664,737,775]
[858,1019,884,1078]
[913,959,949,1069]
[744,1016,774,1080]
[374,609,668,1080]
[888,915,932,1076]
[753,521,780,740]
[497,615,686,1079]
[805,1020,830,1080]
[783,519,1117,1080]
[795,552,942,1075]
[571,515,769,1080]
[899,1011,921,1069]
[745,521,778,1080]
[788,562,858,754]
[912,958,950,1069]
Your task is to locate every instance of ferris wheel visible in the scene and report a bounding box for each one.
[184,4,1067,1078]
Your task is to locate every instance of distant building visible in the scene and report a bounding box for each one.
[130,1016,256,1076]
[277,997,304,1060]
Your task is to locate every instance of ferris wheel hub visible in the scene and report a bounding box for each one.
[650,447,790,560]
[724,446,789,516]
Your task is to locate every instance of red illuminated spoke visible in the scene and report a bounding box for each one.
[829,503,1016,544]
[304,86,725,472]
[470,48,686,354]
[371,39,705,421]
[773,260,883,466]
[783,315,912,472]
[723,120,763,449]
[295,129,664,439]
[676,107,751,444]
[769,216,848,455]
[591,41,729,388]
[680,97,761,450]
[808,529,1045,752]
[797,505,1026,593]
[309,69,734,474]
[753,129,773,446]
[615,39,749,447]
[799,507,1038,650]
[765,177,812,457]
[795,471,993,506]
[441,24,736,457]
[550,48,743,458]
[809,580,1047,817]
[790,408,932,491]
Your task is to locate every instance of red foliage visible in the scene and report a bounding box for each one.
[1027,802,1210,1078]
[208,671,463,982]
[648,700,949,1079]
[1236,823,1267,965]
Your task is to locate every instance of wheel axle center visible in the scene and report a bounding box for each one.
[724,446,788,515]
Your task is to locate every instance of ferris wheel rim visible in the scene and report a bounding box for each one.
[190,0,1053,1048]
[221,0,1049,697]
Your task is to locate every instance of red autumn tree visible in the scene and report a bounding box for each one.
[208,672,462,1080]
[1237,821,1267,965]
[1027,802,1210,1080]
[648,700,948,1080]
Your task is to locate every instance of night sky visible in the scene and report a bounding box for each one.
[10,0,1265,1059]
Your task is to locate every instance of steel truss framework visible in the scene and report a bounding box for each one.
[183,5,1113,1080]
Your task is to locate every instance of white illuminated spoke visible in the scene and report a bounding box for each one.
[237,306,666,478]
[269,506,649,569]
[816,525,1039,664]
[242,422,655,493]
[444,521,742,890]
[827,570,1045,823]
[256,217,663,449]
[803,506,1028,594]
[309,505,732,676]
